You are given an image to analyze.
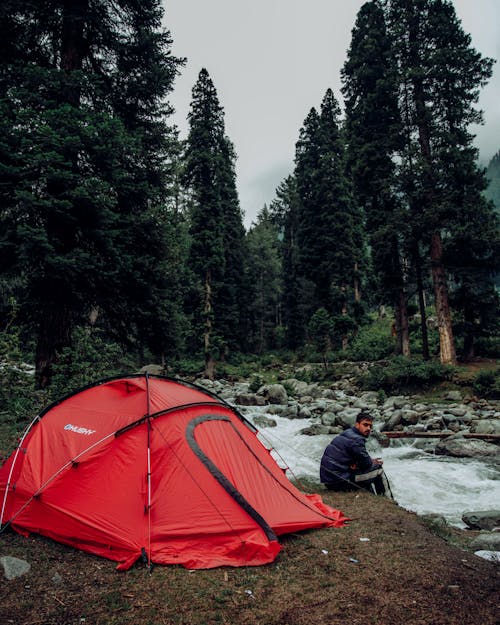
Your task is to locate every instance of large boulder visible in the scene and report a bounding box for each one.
[380,410,402,431]
[257,384,288,405]
[462,510,500,531]
[281,379,322,398]
[435,435,500,458]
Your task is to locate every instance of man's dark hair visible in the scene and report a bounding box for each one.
[356,412,374,423]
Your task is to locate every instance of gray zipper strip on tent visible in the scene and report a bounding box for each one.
[185,415,277,543]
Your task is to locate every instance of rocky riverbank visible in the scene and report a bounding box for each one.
[194,375,500,458]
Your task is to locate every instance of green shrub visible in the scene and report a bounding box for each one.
[473,336,500,359]
[249,375,264,393]
[346,318,395,361]
[358,357,456,393]
[49,326,138,399]
[472,369,500,399]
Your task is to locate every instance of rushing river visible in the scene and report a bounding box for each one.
[246,408,500,528]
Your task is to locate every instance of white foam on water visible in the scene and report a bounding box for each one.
[246,408,500,528]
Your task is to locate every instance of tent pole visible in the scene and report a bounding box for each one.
[146,373,152,573]
[0,415,39,527]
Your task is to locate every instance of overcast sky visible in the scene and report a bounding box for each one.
[163,1,500,228]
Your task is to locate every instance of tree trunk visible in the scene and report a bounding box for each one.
[430,232,456,364]
[412,58,456,365]
[61,0,88,104]
[204,269,216,379]
[462,303,476,362]
[353,261,360,303]
[341,288,348,351]
[413,243,430,360]
[35,304,72,389]
[394,288,410,357]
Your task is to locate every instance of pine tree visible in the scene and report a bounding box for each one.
[0,0,184,386]
[294,90,360,349]
[342,0,411,356]
[183,69,246,377]
[384,0,494,364]
[485,151,500,213]
[269,176,305,348]
[245,206,283,352]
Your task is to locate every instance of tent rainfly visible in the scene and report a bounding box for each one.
[0,375,347,570]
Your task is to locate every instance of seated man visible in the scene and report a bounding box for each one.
[320,413,388,495]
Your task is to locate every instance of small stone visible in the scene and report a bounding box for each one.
[0,556,31,580]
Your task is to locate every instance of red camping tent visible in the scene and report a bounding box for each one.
[0,375,347,570]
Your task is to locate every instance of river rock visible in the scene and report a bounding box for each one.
[253,415,277,428]
[298,406,312,419]
[300,423,331,436]
[336,408,360,428]
[401,409,420,425]
[413,403,430,413]
[383,396,409,410]
[321,412,338,426]
[282,379,321,398]
[258,384,288,405]
[1,556,31,580]
[352,397,370,411]
[281,403,299,419]
[471,419,500,435]
[446,407,468,417]
[462,510,500,531]
[470,532,500,551]
[444,390,462,401]
[435,435,500,458]
[234,393,267,406]
[381,410,402,431]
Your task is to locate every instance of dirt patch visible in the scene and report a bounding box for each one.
[1,491,498,625]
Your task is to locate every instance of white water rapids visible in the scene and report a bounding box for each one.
[245,407,500,528]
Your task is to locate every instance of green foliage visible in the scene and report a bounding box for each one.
[473,335,500,359]
[0,0,185,385]
[472,369,500,399]
[183,68,248,366]
[346,317,396,361]
[0,336,42,427]
[49,327,138,399]
[249,375,264,393]
[307,308,334,364]
[358,357,455,393]
[294,90,361,323]
[245,207,283,352]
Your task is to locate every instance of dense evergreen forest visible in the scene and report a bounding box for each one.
[0,0,498,394]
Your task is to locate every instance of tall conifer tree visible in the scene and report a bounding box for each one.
[295,91,360,348]
[342,0,410,355]
[183,69,246,376]
[0,0,184,386]
[383,0,494,363]
[269,176,305,348]
[245,206,283,352]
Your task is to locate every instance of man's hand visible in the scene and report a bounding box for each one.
[373,457,383,465]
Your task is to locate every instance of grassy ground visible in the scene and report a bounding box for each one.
[1,489,498,625]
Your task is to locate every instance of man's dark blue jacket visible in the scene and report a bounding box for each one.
[320,426,375,486]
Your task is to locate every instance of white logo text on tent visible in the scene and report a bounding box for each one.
[64,424,96,436]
